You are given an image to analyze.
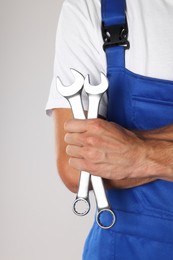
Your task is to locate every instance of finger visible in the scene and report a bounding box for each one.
[68,157,104,176]
[69,157,89,172]
[64,133,84,146]
[66,145,84,158]
[64,119,88,133]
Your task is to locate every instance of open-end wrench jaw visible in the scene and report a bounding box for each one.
[56,68,86,119]
[56,69,84,97]
[84,73,109,95]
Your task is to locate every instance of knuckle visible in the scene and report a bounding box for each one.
[85,136,97,146]
[78,134,86,145]
[82,160,95,173]
[84,148,101,162]
[85,133,101,147]
[89,118,104,131]
[85,148,95,161]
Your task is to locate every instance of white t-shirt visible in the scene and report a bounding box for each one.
[46,0,173,116]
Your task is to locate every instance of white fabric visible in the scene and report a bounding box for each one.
[46,0,173,116]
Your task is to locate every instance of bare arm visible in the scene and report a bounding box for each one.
[105,124,173,188]
[53,108,80,193]
[135,125,173,181]
[64,118,173,183]
[53,108,156,192]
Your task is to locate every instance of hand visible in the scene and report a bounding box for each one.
[64,118,147,181]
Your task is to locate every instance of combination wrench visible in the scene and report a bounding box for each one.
[57,69,116,229]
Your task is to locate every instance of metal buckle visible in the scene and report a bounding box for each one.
[102,22,130,50]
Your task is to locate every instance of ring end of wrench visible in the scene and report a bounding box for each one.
[73,198,90,216]
[96,208,116,229]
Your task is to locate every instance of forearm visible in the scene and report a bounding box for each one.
[105,124,173,188]
[104,177,156,190]
[53,108,81,193]
[53,109,155,191]
[54,108,173,191]
[134,125,173,181]
[135,124,173,141]
[106,125,173,187]
[112,124,173,182]
[65,119,173,183]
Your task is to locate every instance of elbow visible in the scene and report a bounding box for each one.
[56,158,80,193]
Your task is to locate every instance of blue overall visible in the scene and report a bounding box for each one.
[83,0,173,259]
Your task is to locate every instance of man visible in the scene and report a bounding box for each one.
[46,0,173,259]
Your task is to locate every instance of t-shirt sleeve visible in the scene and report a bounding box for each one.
[45,0,107,117]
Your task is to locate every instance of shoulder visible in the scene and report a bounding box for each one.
[46,0,107,115]
[60,0,101,35]
[55,0,106,85]
[62,0,101,16]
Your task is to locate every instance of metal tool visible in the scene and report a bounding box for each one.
[57,69,116,229]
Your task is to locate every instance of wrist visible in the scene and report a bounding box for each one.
[143,139,173,180]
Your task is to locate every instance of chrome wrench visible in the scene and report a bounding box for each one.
[57,69,91,216]
[83,74,116,229]
[57,69,116,229]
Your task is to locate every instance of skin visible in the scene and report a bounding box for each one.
[53,108,173,192]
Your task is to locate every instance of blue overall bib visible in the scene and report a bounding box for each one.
[83,0,173,259]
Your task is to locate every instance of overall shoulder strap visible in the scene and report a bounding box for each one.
[101,0,129,68]
[102,0,126,27]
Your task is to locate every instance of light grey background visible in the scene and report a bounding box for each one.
[0,0,95,259]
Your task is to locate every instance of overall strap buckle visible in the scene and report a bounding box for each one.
[102,22,130,50]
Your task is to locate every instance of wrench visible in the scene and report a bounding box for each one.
[57,69,90,216]
[83,74,116,229]
[57,69,116,229]
[57,69,91,216]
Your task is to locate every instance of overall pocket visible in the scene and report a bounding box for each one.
[132,95,173,130]
[129,67,173,130]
